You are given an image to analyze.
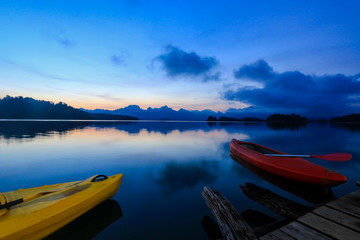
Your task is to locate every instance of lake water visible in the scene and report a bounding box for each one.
[0,120,359,239]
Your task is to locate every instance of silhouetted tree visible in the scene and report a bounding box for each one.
[207,115,217,121]
[266,113,307,122]
[331,113,360,122]
[0,96,91,119]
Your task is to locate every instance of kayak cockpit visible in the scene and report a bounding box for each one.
[236,142,278,155]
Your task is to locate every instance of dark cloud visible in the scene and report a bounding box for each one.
[223,60,360,117]
[233,59,275,81]
[155,45,220,81]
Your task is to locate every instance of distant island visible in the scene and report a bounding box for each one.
[0,96,137,120]
[266,113,307,122]
[207,116,263,122]
[207,114,307,122]
[330,113,360,123]
[207,113,360,123]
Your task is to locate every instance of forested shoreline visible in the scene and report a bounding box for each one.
[0,96,137,120]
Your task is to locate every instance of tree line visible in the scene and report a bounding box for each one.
[208,113,360,122]
[0,96,137,120]
[207,113,307,122]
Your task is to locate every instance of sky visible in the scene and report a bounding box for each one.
[1,0,359,116]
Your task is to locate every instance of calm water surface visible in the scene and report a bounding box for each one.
[0,121,359,239]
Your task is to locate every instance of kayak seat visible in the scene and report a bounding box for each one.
[0,193,8,216]
[238,143,277,154]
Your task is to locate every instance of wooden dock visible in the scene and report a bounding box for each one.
[203,187,360,240]
[260,190,360,240]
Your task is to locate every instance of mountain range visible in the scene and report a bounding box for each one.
[81,105,268,121]
[3,95,356,121]
[0,95,267,120]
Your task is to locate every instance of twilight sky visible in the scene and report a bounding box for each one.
[1,0,359,115]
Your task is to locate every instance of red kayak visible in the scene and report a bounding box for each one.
[230,139,347,187]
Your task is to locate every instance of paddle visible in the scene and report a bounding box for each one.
[264,153,352,161]
[0,175,96,211]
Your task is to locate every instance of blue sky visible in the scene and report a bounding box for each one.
[1,0,359,115]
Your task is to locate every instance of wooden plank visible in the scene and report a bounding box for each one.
[259,230,294,240]
[326,197,360,219]
[341,191,360,207]
[254,218,292,237]
[260,191,360,240]
[240,183,311,219]
[270,230,295,240]
[347,190,360,198]
[279,221,332,240]
[298,212,360,240]
[202,186,257,240]
[259,233,281,240]
[313,206,360,232]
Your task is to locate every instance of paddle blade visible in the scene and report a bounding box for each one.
[312,153,352,161]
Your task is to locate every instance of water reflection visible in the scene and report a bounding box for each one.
[201,216,223,240]
[152,161,219,195]
[230,153,335,204]
[92,121,245,135]
[240,182,311,219]
[240,209,276,227]
[331,123,360,132]
[0,120,359,239]
[266,122,307,131]
[45,200,122,240]
[0,121,250,141]
[0,121,88,140]
[219,122,264,127]
[1,121,360,143]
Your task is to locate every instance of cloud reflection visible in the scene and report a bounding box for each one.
[152,161,219,195]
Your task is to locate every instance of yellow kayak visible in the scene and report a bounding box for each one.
[0,174,123,240]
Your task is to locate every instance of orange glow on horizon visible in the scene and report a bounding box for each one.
[1,93,248,112]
